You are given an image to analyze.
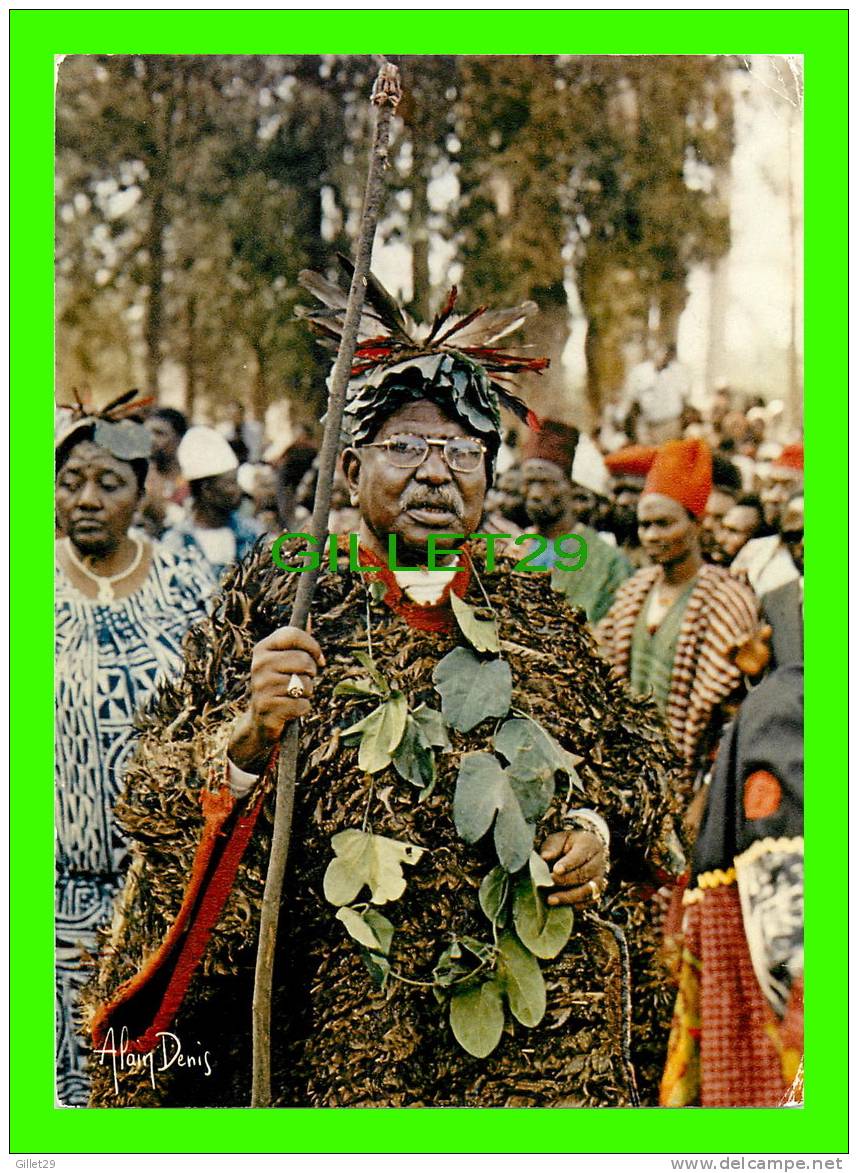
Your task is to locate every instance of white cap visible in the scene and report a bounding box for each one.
[177,426,239,481]
[236,463,258,496]
[571,434,610,497]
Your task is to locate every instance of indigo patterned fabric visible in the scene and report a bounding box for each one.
[55,542,213,1105]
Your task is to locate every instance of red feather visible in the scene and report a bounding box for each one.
[425,285,459,343]
[434,304,488,346]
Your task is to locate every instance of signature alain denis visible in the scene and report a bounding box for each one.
[96,1026,212,1094]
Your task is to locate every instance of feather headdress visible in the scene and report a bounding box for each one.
[56,387,155,466]
[297,256,548,458]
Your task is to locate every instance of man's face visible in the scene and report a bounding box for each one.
[638,493,698,568]
[521,459,569,528]
[715,504,763,563]
[145,417,181,465]
[611,477,644,536]
[700,488,736,559]
[780,496,804,575]
[569,484,597,525]
[494,466,523,519]
[343,400,487,560]
[56,440,141,557]
[198,470,242,516]
[761,467,801,526]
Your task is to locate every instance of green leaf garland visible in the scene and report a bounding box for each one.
[322,829,425,906]
[433,647,512,732]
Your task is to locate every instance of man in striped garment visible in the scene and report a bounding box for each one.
[596,438,762,807]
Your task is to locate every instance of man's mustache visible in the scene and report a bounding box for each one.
[400,485,466,515]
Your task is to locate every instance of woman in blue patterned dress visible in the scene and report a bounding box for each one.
[54,408,215,1105]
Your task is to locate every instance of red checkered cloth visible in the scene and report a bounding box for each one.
[661,882,803,1107]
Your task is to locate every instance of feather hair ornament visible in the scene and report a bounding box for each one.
[297,255,548,447]
[56,387,155,464]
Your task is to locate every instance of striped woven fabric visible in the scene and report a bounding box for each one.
[596,564,759,771]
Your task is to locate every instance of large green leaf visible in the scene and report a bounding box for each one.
[512,858,574,959]
[411,703,451,750]
[332,677,386,700]
[478,866,510,927]
[450,592,500,653]
[433,648,512,733]
[449,979,506,1058]
[323,829,424,906]
[341,692,408,774]
[354,651,390,695]
[495,718,582,783]
[453,752,533,873]
[335,906,394,955]
[392,715,436,794]
[497,932,546,1027]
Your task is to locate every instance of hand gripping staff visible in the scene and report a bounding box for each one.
[250,60,402,1107]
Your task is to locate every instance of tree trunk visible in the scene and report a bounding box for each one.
[528,282,573,426]
[184,293,198,420]
[578,254,621,427]
[252,345,267,421]
[654,279,689,353]
[142,67,177,400]
[143,182,166,399]
[705,257,731,394]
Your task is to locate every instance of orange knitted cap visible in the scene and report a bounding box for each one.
[642,438,713,519]
[773,443,804,472]
[604,444,658,478]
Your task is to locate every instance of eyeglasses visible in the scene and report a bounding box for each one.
[360,434,487,473]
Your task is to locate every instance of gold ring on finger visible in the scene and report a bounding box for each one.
[287,674,308,699]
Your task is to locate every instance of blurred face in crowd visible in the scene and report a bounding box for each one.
[700,488,736,560]
[494,466,524,522]
[521,459,570,529]
[715,503,765,564]
[710,391,731,429]
[195,470,242,520]
[296,465,318,509]
[780,496,804,576]
[343,400,487,561]
[638,493,699,569]
[611,476,645,541]
[761,467,802,527]
[252,464,277,502]
[56,440,142,558]
[569,483,597,526]
[145,416,182,470]
[721,411,749,444]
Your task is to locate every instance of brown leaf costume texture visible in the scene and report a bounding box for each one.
[86,543,684,1107]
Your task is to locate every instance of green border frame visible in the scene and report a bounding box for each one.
[11,8,847,1155]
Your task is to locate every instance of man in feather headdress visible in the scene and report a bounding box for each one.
[89,271,685,1109]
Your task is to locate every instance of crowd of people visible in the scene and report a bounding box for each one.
[54,307,803,1110]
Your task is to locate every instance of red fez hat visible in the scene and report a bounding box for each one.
[522,419,579,476]
[642,438,713,519]
[773,443,804,472]
[604,444,658,479]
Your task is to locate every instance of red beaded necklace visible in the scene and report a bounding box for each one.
[357,544,473,634]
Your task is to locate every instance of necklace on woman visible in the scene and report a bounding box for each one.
[64,536,144,603]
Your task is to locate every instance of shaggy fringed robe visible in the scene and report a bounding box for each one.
[87,545,685,1108]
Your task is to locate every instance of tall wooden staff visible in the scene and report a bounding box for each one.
[250,59,402,1108]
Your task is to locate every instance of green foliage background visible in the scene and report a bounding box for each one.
[55,51,734,426]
